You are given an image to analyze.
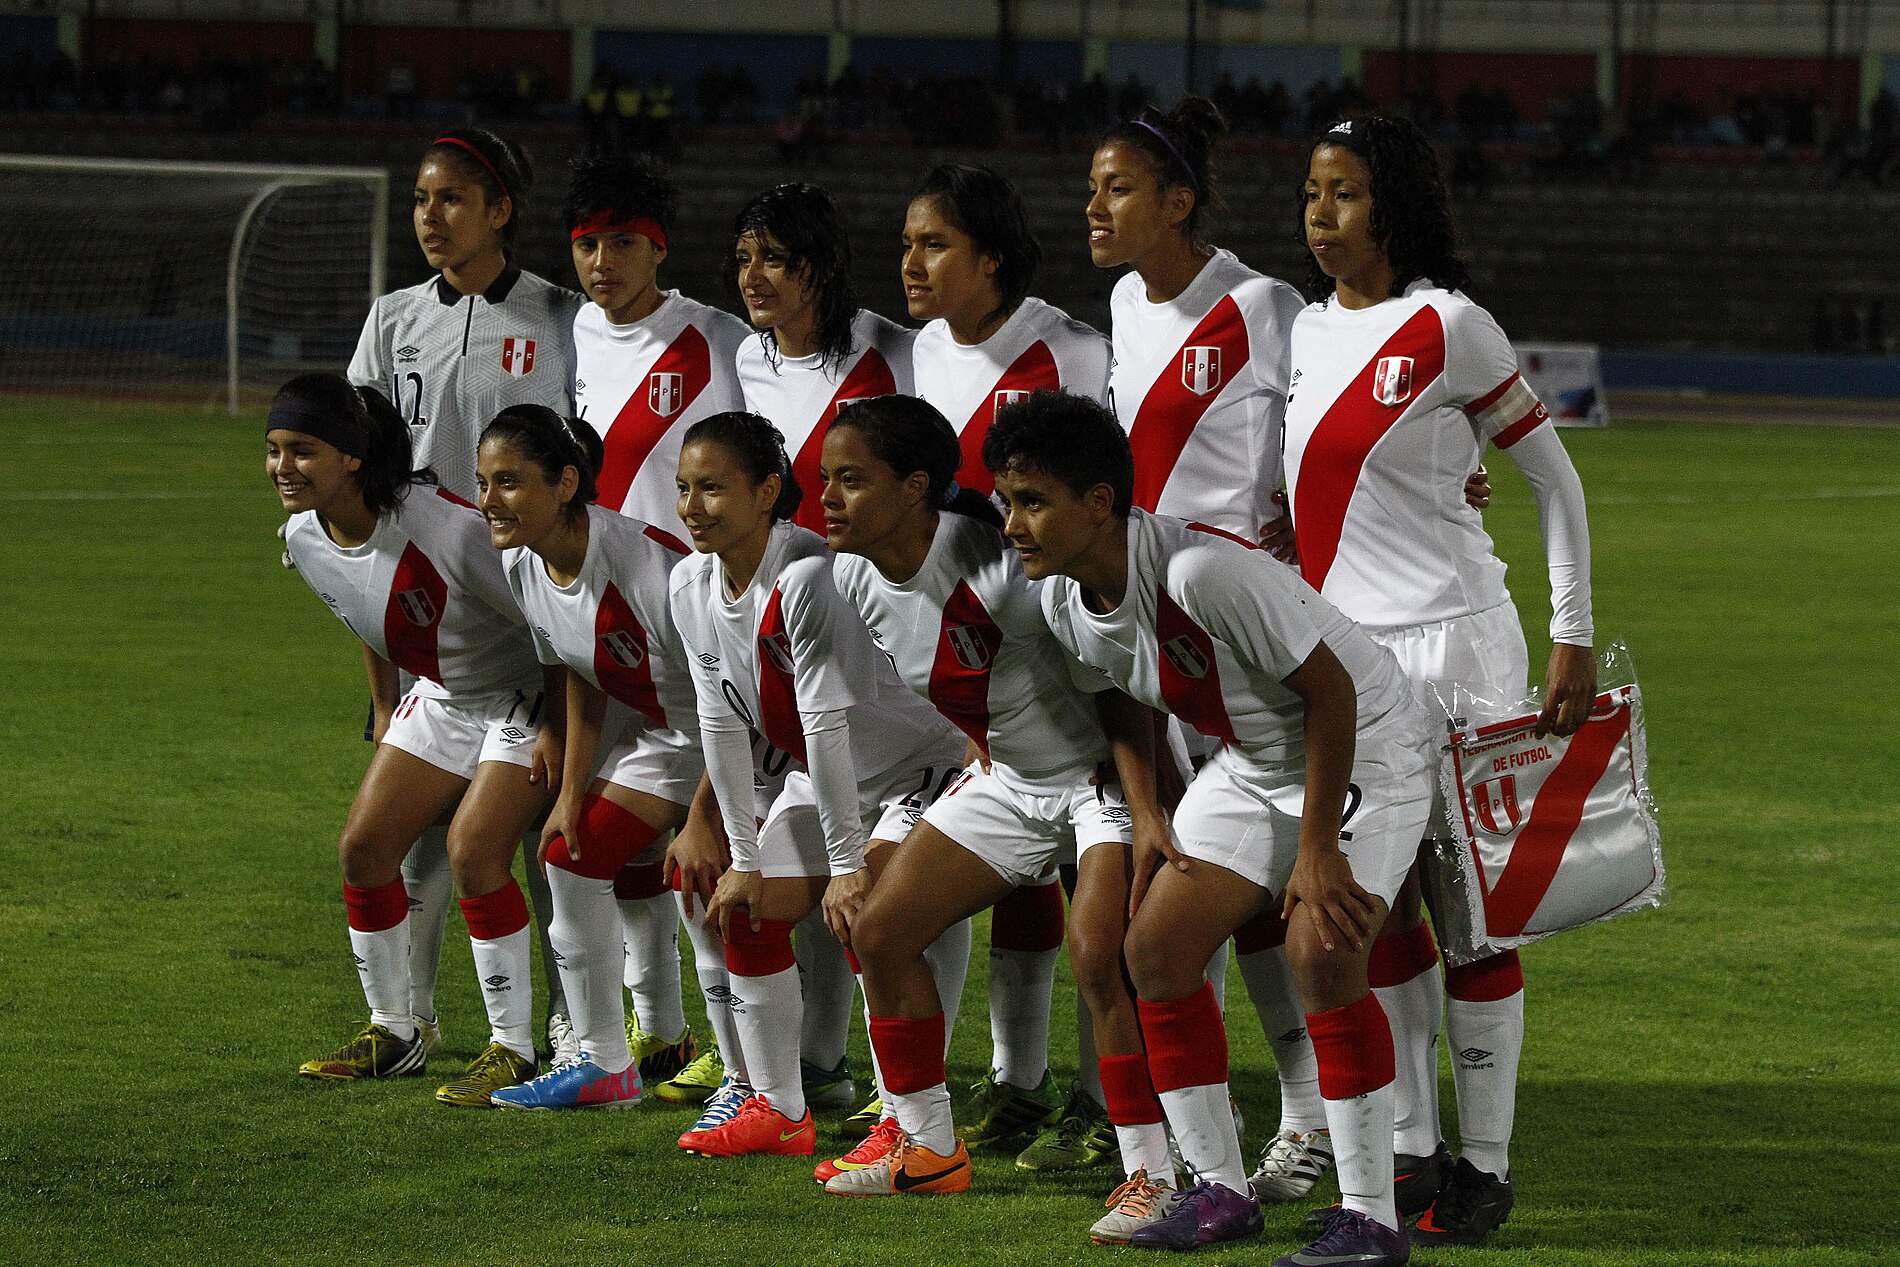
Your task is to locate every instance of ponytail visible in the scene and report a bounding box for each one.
[684,410,804,522]
[831,395,1003,530]
[480,405,602,523]
[1101,95,1228,244]
[268,373,434,516]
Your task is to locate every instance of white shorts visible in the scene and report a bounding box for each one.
[754,754,966,880]
[1169,731,1434,906]
[381,687,544,780]
[591,703,704,812]
[924,760,1133,888]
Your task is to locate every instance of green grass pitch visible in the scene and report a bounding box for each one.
[2,398,1895,1265]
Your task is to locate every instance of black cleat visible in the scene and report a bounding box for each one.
[1394,1139,1453,1220]
[1411,1156,1515,1246]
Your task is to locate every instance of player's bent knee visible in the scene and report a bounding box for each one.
[1067,921,1126,1009]
[1122,923,1200,1000]
[337,830,404,884]
[851,899,930,967]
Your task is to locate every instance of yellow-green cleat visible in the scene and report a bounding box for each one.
[1016,1084,1119,1171]
[957,1067,1064,1150]
[298,1021,427,1080]
[435,1041,536,1107]
[630,1022,699,1086]
[841,1094,885,1140]
[652,1044,724,1104]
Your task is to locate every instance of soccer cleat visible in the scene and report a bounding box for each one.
[547,1011,580,1065]
[1016,1085,1118,1171]
[841,1094,885,1139]
[413,1014,444,1060]
[681,1073,753,1137]
[1411,1157,1514,1247]
[630,1023,697,1086]
[1127,1180,1263,1251]
[1394,1140,1453,1220]
[653,1045,725,1104]
[434,1042,536,1107]
[801,1056,856,1111]
[815,1115,902,1183]
[1089,1168,1185,1244]
[956,1067,1063,1150]
[1250,1128,1337,1201]
[1273,1206,1410,1267]
[490,1054,643,1110]
[678,1094,815,1157]
[297,1021,426,1080]
[823,1133,972,1197]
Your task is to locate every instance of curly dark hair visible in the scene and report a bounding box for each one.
[982,389,1133,518]
[1299,114,1471,302]
[562,153,678,237]
[727,183,857,373]
[1099,95,1227,246]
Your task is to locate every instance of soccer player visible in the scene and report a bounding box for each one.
[562,154,750,1099]
[816,397,1173,1220]
[903,162,1112,1163]
[470,405,703,1110]
[985,390,1434,1266]
[1286,114,1597,1246]
[347,128,581,1060]
[730,181,918,1118]
[270,374,557,1106]
[667,411,965,1159]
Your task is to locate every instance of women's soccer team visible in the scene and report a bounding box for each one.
[267,100,1596,1266]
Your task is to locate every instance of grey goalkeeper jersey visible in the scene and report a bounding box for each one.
[348,266,583,500]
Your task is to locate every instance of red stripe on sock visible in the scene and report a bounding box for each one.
[459,880,529,940]
[545,793,662,880]
[869,1012,947,1096]
[1307,992,1396,1100]
[1446,949,1523,1001]
[842,945,863,976]
[1368,922,1440,987]
[1233,909,1290,954]
[612,861,668,900]
[992,879,1065,952]
[1098,1053,1165,1125]
[344,878,409,933]
[724,917,797,976]
[1136,982,1229,1093]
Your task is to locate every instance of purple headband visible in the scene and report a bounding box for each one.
[1132,119,1200,194]
[266,391,369,459]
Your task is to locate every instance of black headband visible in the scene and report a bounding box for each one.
[267,392,369,459]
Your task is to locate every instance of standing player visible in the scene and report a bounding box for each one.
[668,411,966,1159]
[985,390,1434,1266]
[347,128,581,1058]
[270,375,556,1107]
[562,154,751,1097]
[903,162,1113,1162]
[472,405,702,1110]
[1286,114,1596,1246]
[816,398,1171,1224]
[730,181,920,1116]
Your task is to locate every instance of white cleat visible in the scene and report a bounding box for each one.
[547,1011,580,1065]
[1248,1127,1336,1201]
[1089,1168,1186,1244]
[413,1013,444,1059]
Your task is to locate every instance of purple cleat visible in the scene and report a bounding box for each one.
[1127,1180,1263,1251]
[1273,1206,1410,1267]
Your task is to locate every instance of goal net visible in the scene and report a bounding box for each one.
[0,156,386,414]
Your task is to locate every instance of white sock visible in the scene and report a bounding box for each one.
[925,917,973,1052]
[1204,941,1230,1013]
[1238,946,1326,1134]
[350,919,414,1038]
[1448,991,1524,1178]
[546,867,631,1073]
[1327,1082,1399,1231]
[469,924,536,1060]
[988,944,1058,1089]
[736,963,806,1119]
[520,832,566,1017]
[795,906,854,1069]
[889,1083,956,1155]
[1158,1082,1248,1193]
[1116,1123,1175,1183]
[1377,965,1445,1157]
[619,891,685,1041]
[1076,994,1105,1107]
[678,893,747,1081]
[399,826,451,1022]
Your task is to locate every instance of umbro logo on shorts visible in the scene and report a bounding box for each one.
[499,726,528,742]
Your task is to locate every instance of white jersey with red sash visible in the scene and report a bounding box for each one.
[284,486,540,700]
[736,309,915,537]
[833,512,1108,781]
[1283,282,1592,640]
[668,521,956,778]
[503,504,699,747]
[1107,250,1304,539]
[573,293,749,531]
[912,297,1110,495]
[1039,510,1419,761]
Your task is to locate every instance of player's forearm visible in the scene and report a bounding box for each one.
[1288,647,1357,860]
[1508,424,1594,646]
[802,710,869,876]
[362,645,400,718]
[701,714,762,870]
[559,672,606,801]
[1097,690,1163,819]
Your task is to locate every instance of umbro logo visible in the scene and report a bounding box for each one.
[706,984,746,1010]
[396,344,420,361]
[1291,368,1302,384]
[484,974,512,991]
[1278,1026,1307,1044]
[575,378,587,392]
[407,896,422,910]
[1458,1047,1494,1068]
[499,726,528,742]
[697,653,721,666]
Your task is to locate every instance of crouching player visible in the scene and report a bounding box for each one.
[819,397,1178,1221]
[984,390,1433,1266]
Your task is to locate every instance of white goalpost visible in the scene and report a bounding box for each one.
[0,155,387,415]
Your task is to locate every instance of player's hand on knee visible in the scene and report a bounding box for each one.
[1536,642,1597,737]
[542,794,583,866]
[708,867,762,939]
[822,867,873,944]
[667,828,726,919]
[1283,849,1377,953]
[1127,809,1186,918]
